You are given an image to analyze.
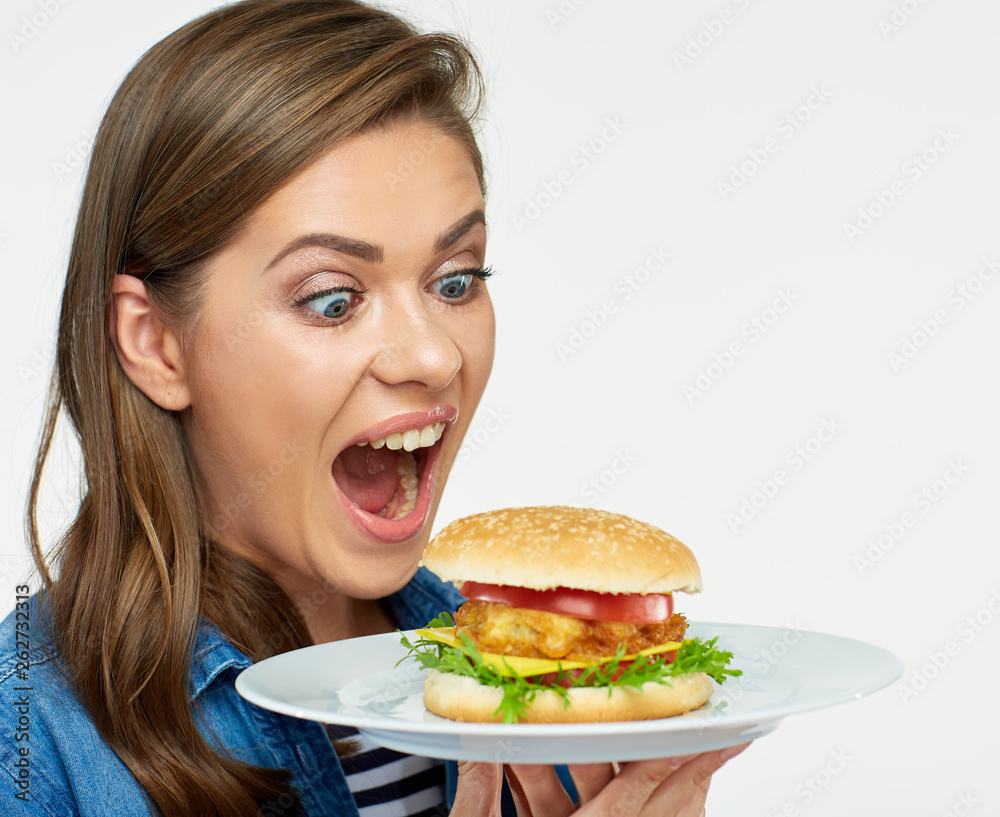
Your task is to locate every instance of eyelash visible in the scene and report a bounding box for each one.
[291,284,367,311]
[293,267,494,320]
[451,266,494,290]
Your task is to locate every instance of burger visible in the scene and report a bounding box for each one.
[398,505,740,724]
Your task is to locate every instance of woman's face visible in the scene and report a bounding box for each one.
[180,122,494,602]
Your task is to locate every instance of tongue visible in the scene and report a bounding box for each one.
[332,445,399,514]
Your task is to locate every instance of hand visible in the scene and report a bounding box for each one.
[504,743,751,816]
[452,760,505,816]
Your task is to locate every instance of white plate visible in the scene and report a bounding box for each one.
[235,622,902,763]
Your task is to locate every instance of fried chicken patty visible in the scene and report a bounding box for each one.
[454,598,688,663]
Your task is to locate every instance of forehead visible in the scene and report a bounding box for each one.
[239,123,484,257]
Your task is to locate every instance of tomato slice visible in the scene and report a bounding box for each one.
[459,582,674,624]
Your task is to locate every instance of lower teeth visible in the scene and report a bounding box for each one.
[395,452,418,518]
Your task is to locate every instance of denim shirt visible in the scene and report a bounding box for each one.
[0,567,527,816]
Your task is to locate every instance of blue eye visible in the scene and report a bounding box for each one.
[300,287,362,320]
[433,267,492,300]
[434,272,474,299]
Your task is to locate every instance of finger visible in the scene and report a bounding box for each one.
[716,742,751,764]
[567,762,618,806]
[638,743,752,816]
[505,763,575,817]
[453,761,504,817]
[595,753,703,814]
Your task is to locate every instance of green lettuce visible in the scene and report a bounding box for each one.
[398,612,741,724]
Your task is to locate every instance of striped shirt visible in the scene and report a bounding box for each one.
[325,725,447,816]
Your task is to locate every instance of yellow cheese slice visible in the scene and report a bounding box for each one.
[414,627,683,678]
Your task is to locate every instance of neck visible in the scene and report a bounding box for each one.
[299,592,396,644]
[214,541,398,645]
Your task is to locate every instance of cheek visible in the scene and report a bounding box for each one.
[195,304,365,401]
[184,314,368,479]
[455,297,496,391]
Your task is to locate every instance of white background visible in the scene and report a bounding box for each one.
[3,1,999,815]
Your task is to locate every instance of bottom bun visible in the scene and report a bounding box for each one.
[423,669,714,724]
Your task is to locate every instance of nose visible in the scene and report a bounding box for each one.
[368,305,462,392]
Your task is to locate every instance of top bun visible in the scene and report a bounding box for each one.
[421,505,702,595]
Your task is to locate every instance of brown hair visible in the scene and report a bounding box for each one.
[26,1,484,814]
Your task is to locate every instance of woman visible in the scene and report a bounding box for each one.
[0,1,747,814]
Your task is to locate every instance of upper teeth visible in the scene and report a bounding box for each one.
[357,422,446,452]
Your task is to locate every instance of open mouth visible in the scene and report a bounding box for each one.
[331,419,448,542]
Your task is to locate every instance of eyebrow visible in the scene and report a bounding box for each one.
[263,208,487,272]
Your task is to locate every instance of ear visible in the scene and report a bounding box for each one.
[111,274,191,411]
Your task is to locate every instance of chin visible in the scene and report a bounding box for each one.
[322,543,427,601]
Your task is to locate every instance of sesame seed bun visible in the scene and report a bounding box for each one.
[420,505,702,595]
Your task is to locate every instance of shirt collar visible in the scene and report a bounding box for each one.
[188,566,462,699]
[189,622,252,700]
